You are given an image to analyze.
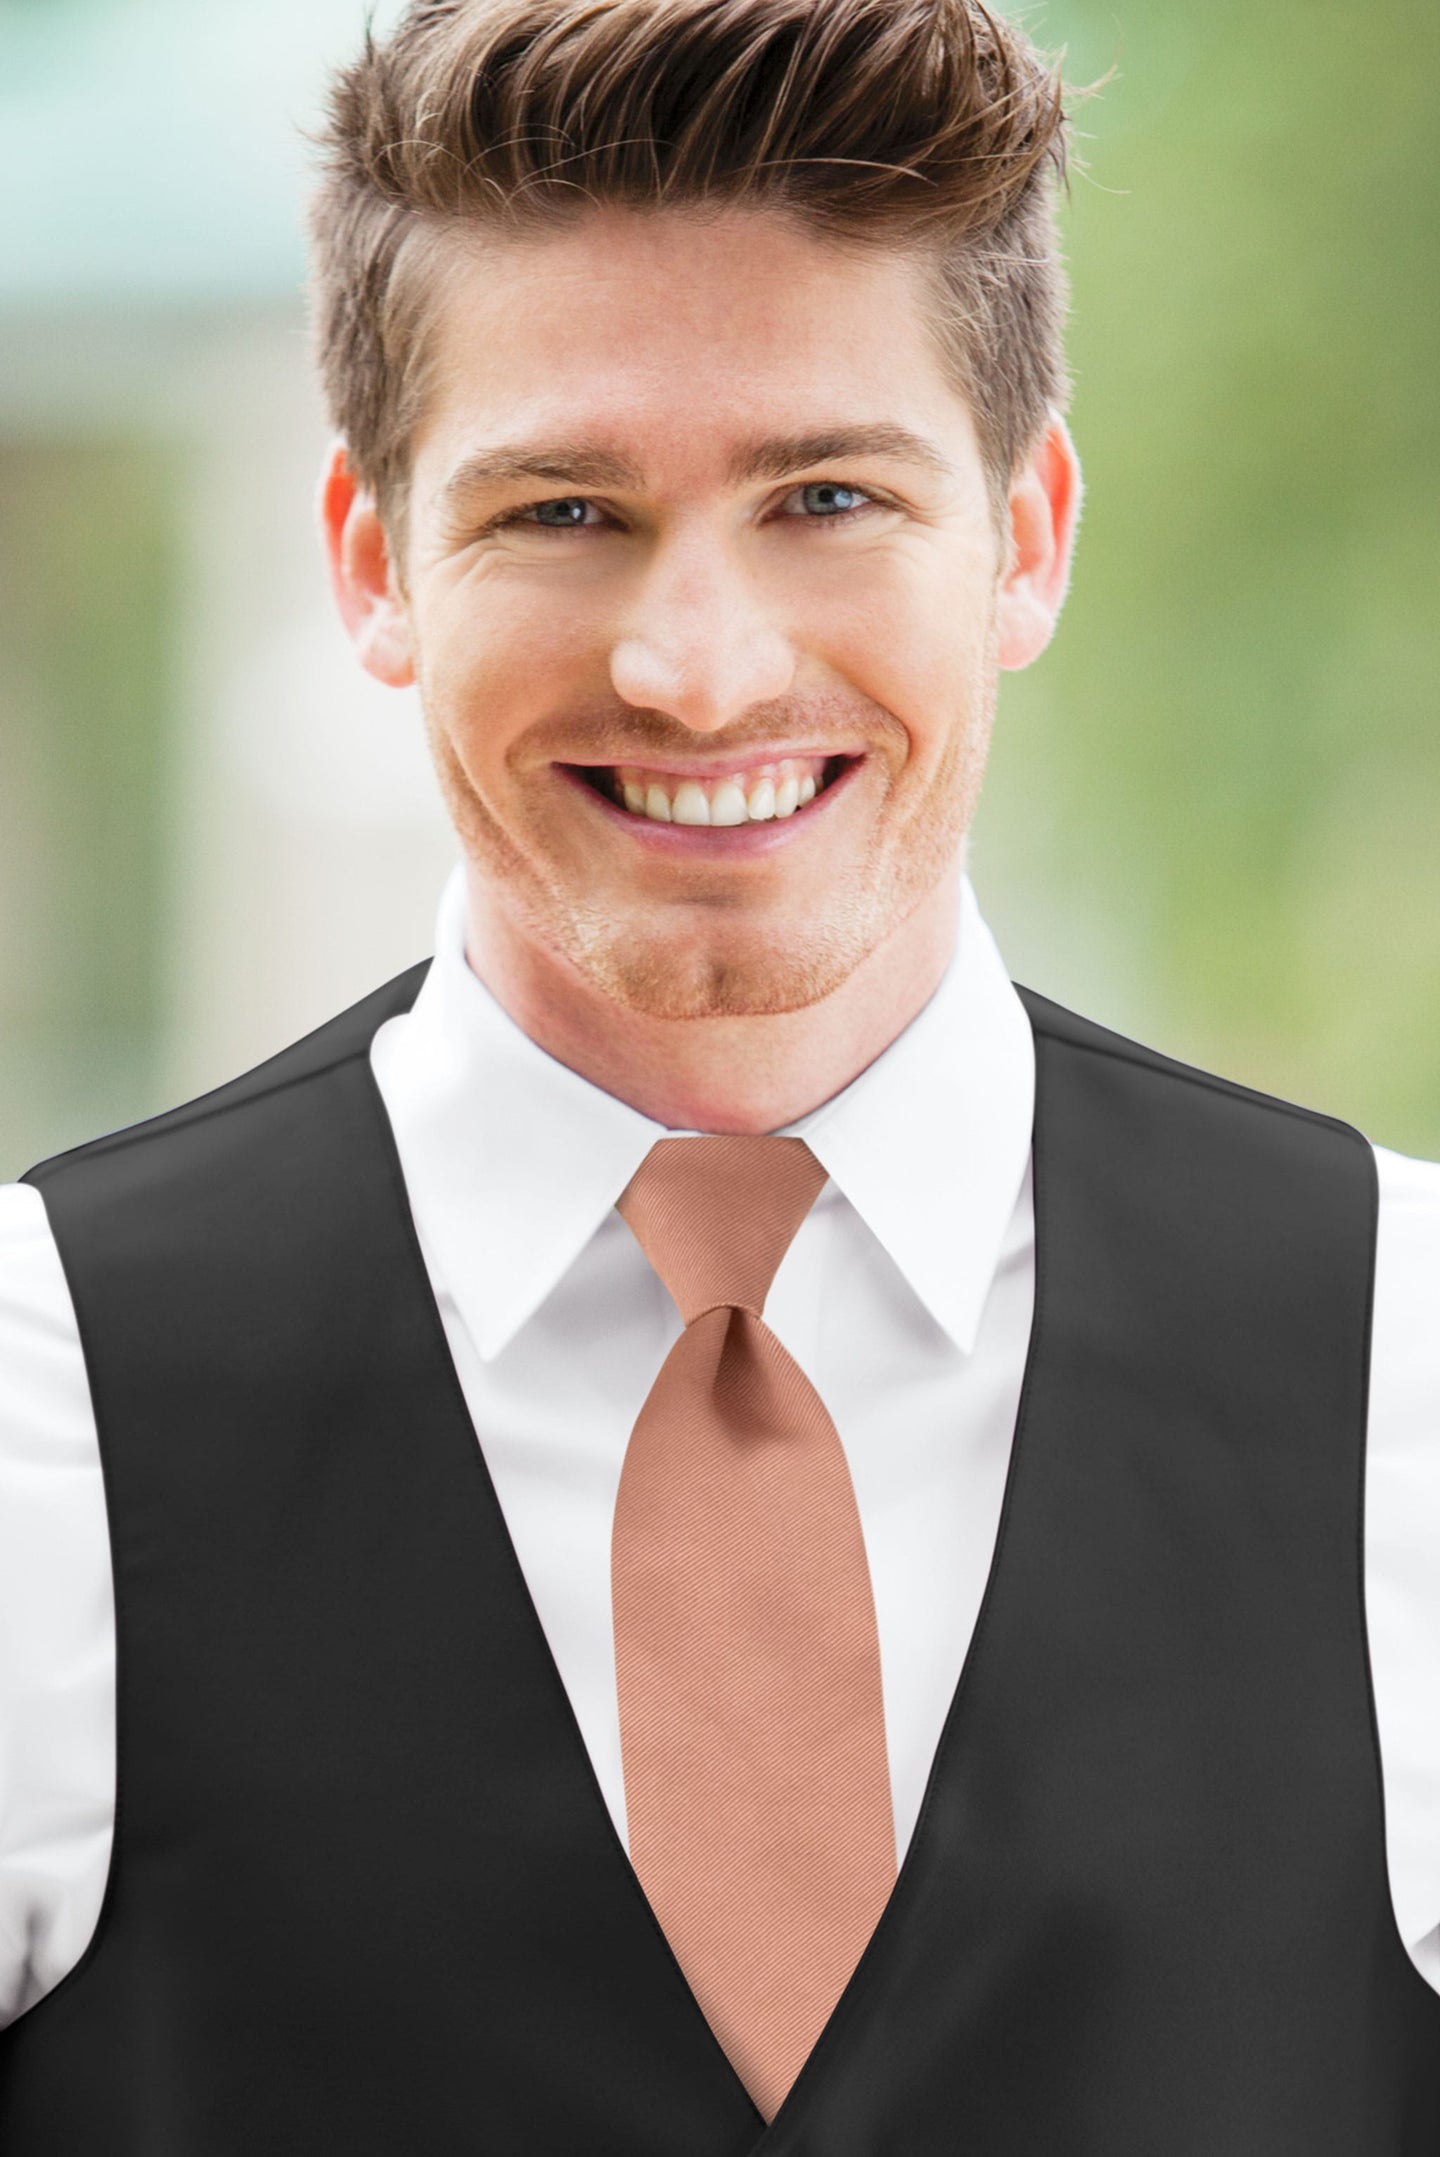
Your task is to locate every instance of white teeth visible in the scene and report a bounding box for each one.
[708,780,748,826]
[610,759,837,824]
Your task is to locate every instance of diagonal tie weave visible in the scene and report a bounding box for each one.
[613,1136,896,2123]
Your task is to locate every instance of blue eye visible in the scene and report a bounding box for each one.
[794,482,869,516]
[527,497,595,527]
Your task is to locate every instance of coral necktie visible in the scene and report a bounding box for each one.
[613,1136,896,2122]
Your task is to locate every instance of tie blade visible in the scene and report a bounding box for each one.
[612,1310,896,2122]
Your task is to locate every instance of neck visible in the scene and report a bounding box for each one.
[461,864,963,1134]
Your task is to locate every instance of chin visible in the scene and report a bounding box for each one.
[567,906,884,1021]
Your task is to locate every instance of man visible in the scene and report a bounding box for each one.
[0,0,1437,2146]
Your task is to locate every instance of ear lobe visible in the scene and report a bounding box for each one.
[319,443,416,689]
[995,414,1083,672]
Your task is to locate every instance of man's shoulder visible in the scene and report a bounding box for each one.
[1018,989,1440,1291]
[23,959,431,1195]
[1374,1142,1440,1275]
[1015,982,1374,1155]
[1375,1141,1440,1204]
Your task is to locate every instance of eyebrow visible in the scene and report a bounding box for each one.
[438,422,953,510]
[727,425,953,484]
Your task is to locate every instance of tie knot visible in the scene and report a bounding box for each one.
[616,1136,828,1324]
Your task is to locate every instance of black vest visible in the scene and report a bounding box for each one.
[2,971,1437,2153]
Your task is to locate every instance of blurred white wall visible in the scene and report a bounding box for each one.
[0,0,455,1164]
[150,308,456,1103]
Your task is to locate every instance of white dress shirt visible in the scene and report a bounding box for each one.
[2,867,1438,2030]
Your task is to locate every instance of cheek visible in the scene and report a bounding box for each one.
[817,567,993,770]
[415,579,596,768]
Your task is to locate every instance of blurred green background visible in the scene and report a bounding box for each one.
[1,0,1436,1179]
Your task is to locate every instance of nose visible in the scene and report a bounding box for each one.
[608,528,796,732]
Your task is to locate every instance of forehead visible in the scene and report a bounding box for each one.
[409,204,978,483]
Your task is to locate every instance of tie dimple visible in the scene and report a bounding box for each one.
[613,1136,896,2124]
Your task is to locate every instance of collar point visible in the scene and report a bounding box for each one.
[937,1315,982,1359]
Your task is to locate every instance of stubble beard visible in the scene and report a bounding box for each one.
[424,680,994,1023]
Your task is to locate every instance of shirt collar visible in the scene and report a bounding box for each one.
[372,864,1034,1360]
[781,875,1034,1352]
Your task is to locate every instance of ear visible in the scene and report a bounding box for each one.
[995,413,1083,672]
[319,443,416,689]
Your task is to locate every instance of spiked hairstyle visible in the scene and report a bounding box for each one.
[309,0,1077,539]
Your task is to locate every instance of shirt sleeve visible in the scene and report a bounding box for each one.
[1368,1143,1440,1990]
[0,1181,114,2027]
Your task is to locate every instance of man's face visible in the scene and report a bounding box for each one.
[356,206,1067,1019]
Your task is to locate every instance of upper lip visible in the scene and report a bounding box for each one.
[559,749,861,776]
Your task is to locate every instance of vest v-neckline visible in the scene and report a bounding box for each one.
[359,1016,1048,2152]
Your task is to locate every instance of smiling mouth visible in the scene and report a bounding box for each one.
[570,754,852,827]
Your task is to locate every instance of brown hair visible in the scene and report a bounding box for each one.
[309,0,1079,541]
